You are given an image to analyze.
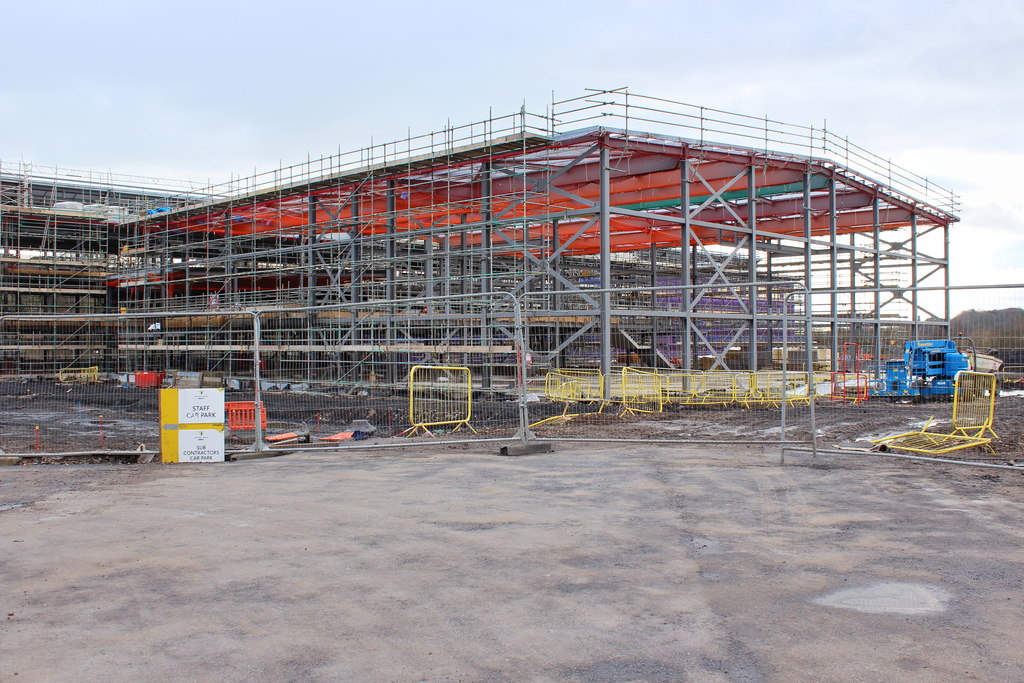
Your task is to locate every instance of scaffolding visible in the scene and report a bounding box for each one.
[1,90,959,380]
[0,161,209,314]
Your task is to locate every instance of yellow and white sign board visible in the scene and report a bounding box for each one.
[176,428,225,463]
[160,388,225,463]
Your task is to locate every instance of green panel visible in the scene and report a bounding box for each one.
[614,174,829,212]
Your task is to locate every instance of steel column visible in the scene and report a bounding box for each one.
[481,161,494,389]
[828,177,838,366]
[599,145,612,392]
[681,159,693,371]
[306,194,316,308]
[872,197,882,360]
[803,172,813,372]
[910,213,919,340]
[747,163,758,370]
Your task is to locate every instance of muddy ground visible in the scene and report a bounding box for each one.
[532,398,1024,459]
[1,380,1022,465]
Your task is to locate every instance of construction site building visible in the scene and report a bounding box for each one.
[0,91,959,382]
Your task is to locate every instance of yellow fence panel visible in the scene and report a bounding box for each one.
[531,370,606,427]
[661,372,704,404]
[872,371,999,454]
[405,365,475,436]
[698,371,740,405]
[57,366,100,384]
[540,367,823,421]
[952,371,997,439]
[621,367,664,415]
[747,371,813,407]
[545,370,604,403]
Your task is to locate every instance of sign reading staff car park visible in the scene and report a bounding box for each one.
[159,388,225,463]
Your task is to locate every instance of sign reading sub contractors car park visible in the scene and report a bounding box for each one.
[159,388,225,463]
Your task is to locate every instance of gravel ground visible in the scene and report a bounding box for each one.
[1,443,1022,681]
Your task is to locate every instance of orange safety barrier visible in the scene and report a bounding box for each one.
[320,431,354,442]
[225,401,268,430]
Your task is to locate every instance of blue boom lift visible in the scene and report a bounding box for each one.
[870,339,969,400]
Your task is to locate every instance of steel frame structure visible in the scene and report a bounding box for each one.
[1,91,959,379]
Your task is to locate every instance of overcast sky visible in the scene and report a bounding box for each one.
[3,0,1022,291]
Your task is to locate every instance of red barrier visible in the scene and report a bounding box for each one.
[225,401,268,430]
[135,371,165,388]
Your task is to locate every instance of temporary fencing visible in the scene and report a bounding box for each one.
[543,369,605,405]
[805,284,1024,461]
[830,372,869,404]
[0,290,529,455]
[57,366,100,384]
[745,371,814,408]
[250,293,527,450]
[540,368,821,411]
[951,371,998,439]
[620,368,664,415]
[0,311,259,455]
[3,282,1020,462]
[530,370,605,427]
[520,282,818,446]
[404,366,475,436]
[225,401,268,431]
[871,371,998,455]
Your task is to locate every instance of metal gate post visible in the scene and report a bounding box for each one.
[510,292,534,444]
[252,311,267,452]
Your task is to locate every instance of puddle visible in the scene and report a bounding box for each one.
[813,582,949,614]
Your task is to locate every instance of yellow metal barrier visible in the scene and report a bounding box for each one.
[734,372,757,405]
[531,370,605,428]
[661,370,818,408]
[620,367,664,415]
[746,371,813,407]
[537,368,824,421]
[545,370,604,403]
[661,372,704,404]
[57,366,100,384]
[951,371,998,439]
[872,371,998,454]
[697,371,740,405]
[404,365,475,437]
[791,371,817,404]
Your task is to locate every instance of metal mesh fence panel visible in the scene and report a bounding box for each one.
[620,367,664,415]
[519,283,816,446]
[0,312,258,455]
[405,366,475,436]
[252,294,525,448]
[951,371,997,438]
[0,291,528,455]
[808,284,1024,462]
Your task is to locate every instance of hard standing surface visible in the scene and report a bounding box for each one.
[1,447,1023,682]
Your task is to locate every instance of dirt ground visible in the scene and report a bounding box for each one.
[1,443,1022,682]
[530,395,1024,464]
[1,379,1022,465]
